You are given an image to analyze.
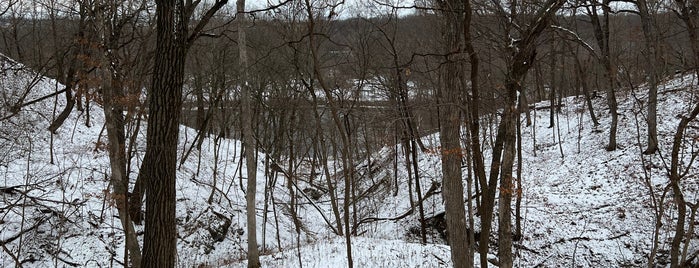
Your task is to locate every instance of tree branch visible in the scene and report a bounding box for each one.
[187,0,229,47]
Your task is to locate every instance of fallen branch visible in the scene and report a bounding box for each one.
[528,104,565,111]
[351,181,441,233]
[0,217,48,246]
[543,230,631,248]
[270,158,339,235]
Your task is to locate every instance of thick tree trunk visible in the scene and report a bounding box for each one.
[438,70,472,268]
[141,0,187,266]
[436,0,472,265]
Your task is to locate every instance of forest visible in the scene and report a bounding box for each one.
[1,0,698,267]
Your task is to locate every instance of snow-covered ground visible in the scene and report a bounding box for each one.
[1,52,698,267]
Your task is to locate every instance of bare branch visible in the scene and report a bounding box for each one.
[550,25,599,60]
[187,0,229,46]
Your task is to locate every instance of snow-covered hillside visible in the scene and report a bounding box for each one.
[1,51,698,267]
[0,55,303,267]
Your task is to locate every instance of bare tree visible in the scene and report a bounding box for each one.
[636,0,662,154]
[585,0,618,151]
[489,0,566,265]
[433,0,473,266]
[90,0,149,266]
[237,0,261,265]
[140,0,227,266]
[301,0,357,265]
[673,0,698,75]
[667,102,699,267]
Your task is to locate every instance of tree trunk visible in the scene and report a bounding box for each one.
[309,92,343,235]
[461,0,489,263]
[303,0,354,265]
[411,138,427,243]
[47,66,76,133]
[498,82,518,268]
[438,70,472,268]
[637,0,660,155]
[574,55,599,126]
[497,1,565,265]
[549,40,556,129]
[47,6,79,134]
[90,1,144,265]
[237,0,261,266]
[668,103,699,267]
[141,0,187,266]
[587,0,617,150]
[436,0,472,265]
[101,63,143,268]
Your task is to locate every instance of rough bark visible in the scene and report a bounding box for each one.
[141,0,187,266]
[435,0,472,265]
[137,1,227,265]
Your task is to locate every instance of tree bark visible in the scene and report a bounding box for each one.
[668,103,699,267]
[637,0,660,154]
[141,0,187,266]
[435,0,472,265]
[91,1,144,265]
[238,0,261,265]
[497,1,565,266]
[587,0,617,150]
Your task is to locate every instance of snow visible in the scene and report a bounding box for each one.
[228,237,453,268]
[1,51,699,267]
